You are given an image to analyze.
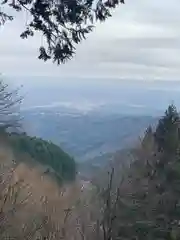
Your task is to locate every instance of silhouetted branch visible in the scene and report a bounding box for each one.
[0,0,125,64]
[0,80,22,132]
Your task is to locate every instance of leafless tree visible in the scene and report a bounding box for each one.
[0,80,22,133]
[0,166,31,238]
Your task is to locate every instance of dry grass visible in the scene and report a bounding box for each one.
[0,135,102,240]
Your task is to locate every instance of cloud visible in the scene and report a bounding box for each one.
[1,0,180,82]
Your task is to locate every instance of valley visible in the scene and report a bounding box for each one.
[22,105,157,162]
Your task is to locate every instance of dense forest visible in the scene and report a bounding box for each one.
[8,133,76,182]
[1,0,179,238]
[94,104,180,240]
[1,104,180,239]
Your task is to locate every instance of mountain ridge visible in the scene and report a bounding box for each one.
[22,106,157,161]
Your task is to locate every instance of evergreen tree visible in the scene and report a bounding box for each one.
[112,105,180,240]
[9,133,76,182]
[0,0,125,64]
[141,126,155,152]
[155,104,180,155]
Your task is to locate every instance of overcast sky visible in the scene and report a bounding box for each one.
[1,0,180,85]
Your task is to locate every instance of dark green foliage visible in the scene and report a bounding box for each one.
[155,104,180,155]
[120,105,180,240]
[0,0,125,64]
[100,105,180,240]
[141,125,155,151]
[9,133,76,182]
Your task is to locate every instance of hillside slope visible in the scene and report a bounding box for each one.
[0,134,83,239]
[8,133,76,182]
[23,108,157,161]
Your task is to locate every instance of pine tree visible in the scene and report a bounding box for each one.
[0,0,125,64]
[113,105,180,240]
[141,126,155,151]
[154,104,180,155]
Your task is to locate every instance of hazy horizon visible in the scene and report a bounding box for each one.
[6,77,179,117]
[1,0,180,116]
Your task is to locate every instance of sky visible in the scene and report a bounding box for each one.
[1,0,180,87]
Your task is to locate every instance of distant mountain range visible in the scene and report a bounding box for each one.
[18,79,179,163]
[21,104,157,162]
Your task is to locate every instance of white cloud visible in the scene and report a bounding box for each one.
[1,0,180,83]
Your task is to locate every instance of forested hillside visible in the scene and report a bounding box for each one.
[23,108,156,161]
[1,104,180,239]
[8,133,76,182]
[85,104,180,240]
